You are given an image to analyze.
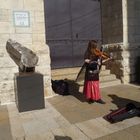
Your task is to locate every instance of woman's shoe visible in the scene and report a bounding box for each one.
[96,99,106,104]
[88,99,95,104]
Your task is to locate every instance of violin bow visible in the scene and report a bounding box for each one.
[75,63,86,82]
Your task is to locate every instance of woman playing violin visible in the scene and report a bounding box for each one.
[83,40,106,104]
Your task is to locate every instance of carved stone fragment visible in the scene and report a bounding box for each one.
[6,39,38,72]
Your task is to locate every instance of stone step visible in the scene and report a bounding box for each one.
[52,67,110,80]
[100,69,110,75]
[78,76,120,85]
[51,67,81,77]
[51,66,122,88]
[52,69,110,79]
[52,70,113,81]
[52,73,77,80]
[100,79,122,88]
[100,74,116,82]
[100,65,106,70]
[51,65,107,77]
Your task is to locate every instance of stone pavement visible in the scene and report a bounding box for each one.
[0,84,140,140]
[0,105,13,140]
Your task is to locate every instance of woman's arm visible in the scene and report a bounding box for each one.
[102,58,112,64]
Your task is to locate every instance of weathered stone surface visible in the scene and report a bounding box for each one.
[0,0,52,104]
[6,39,38,71]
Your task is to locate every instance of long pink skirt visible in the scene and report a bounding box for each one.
[83,80,101,100]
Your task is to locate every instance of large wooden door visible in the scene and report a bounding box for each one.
[44,0,101,69]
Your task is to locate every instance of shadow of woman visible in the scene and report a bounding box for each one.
[108,94,140,109]
[103,94,140,123]
[66,79,87,102]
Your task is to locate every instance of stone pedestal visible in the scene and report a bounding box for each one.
[14,72,45,112]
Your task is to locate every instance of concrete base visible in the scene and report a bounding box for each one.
[14,72,45,112]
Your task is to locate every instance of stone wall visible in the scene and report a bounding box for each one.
[122,47,140,83]
[122,0,140,83]
[101,0,140,84]
[100,0,124,82]
[102,43,124,82]
[101,0,123,44]
[127,0,140,44]
[0,0,52,104]
[102,43,140,83]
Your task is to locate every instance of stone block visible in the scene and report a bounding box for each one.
[0,0,24,9]
[0,57,16,68]
[37,55,50,66]
[15,27,32,34]
[24,0,44,10]
[34,11,44,22]
[0,34,10,46]
[32,34,45,44]
[10,34,32,45]
[32,22,45,33]
[14,72,45,112]
[0,22,15,33]
[36,66,50,75]
[0,9,10,22]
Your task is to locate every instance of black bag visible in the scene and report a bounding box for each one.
[86,62,99,80]
[52,80,69,95]
[104,103,140,123]
[88,62,98,71]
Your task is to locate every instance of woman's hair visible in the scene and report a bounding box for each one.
[87,40,97,52]
[84,40,98,59]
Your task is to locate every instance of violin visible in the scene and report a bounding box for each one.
[93,48,110,59]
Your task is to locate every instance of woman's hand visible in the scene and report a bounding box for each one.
[97,59,101,65]
[85,59,90,63]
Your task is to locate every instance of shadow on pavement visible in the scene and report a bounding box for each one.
[108,94,140,108]
[54,135,72,140]
[51,79,86,102]
[66,79,87,102]
[103,94,140,123]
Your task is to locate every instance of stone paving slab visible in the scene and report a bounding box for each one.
[48,84,140,124]
[76,116,140,140]
[0,105,13,140]
[7,101,90,140]
[0,84,139,140]
[95,124,140,140]
[7,102,140,140]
